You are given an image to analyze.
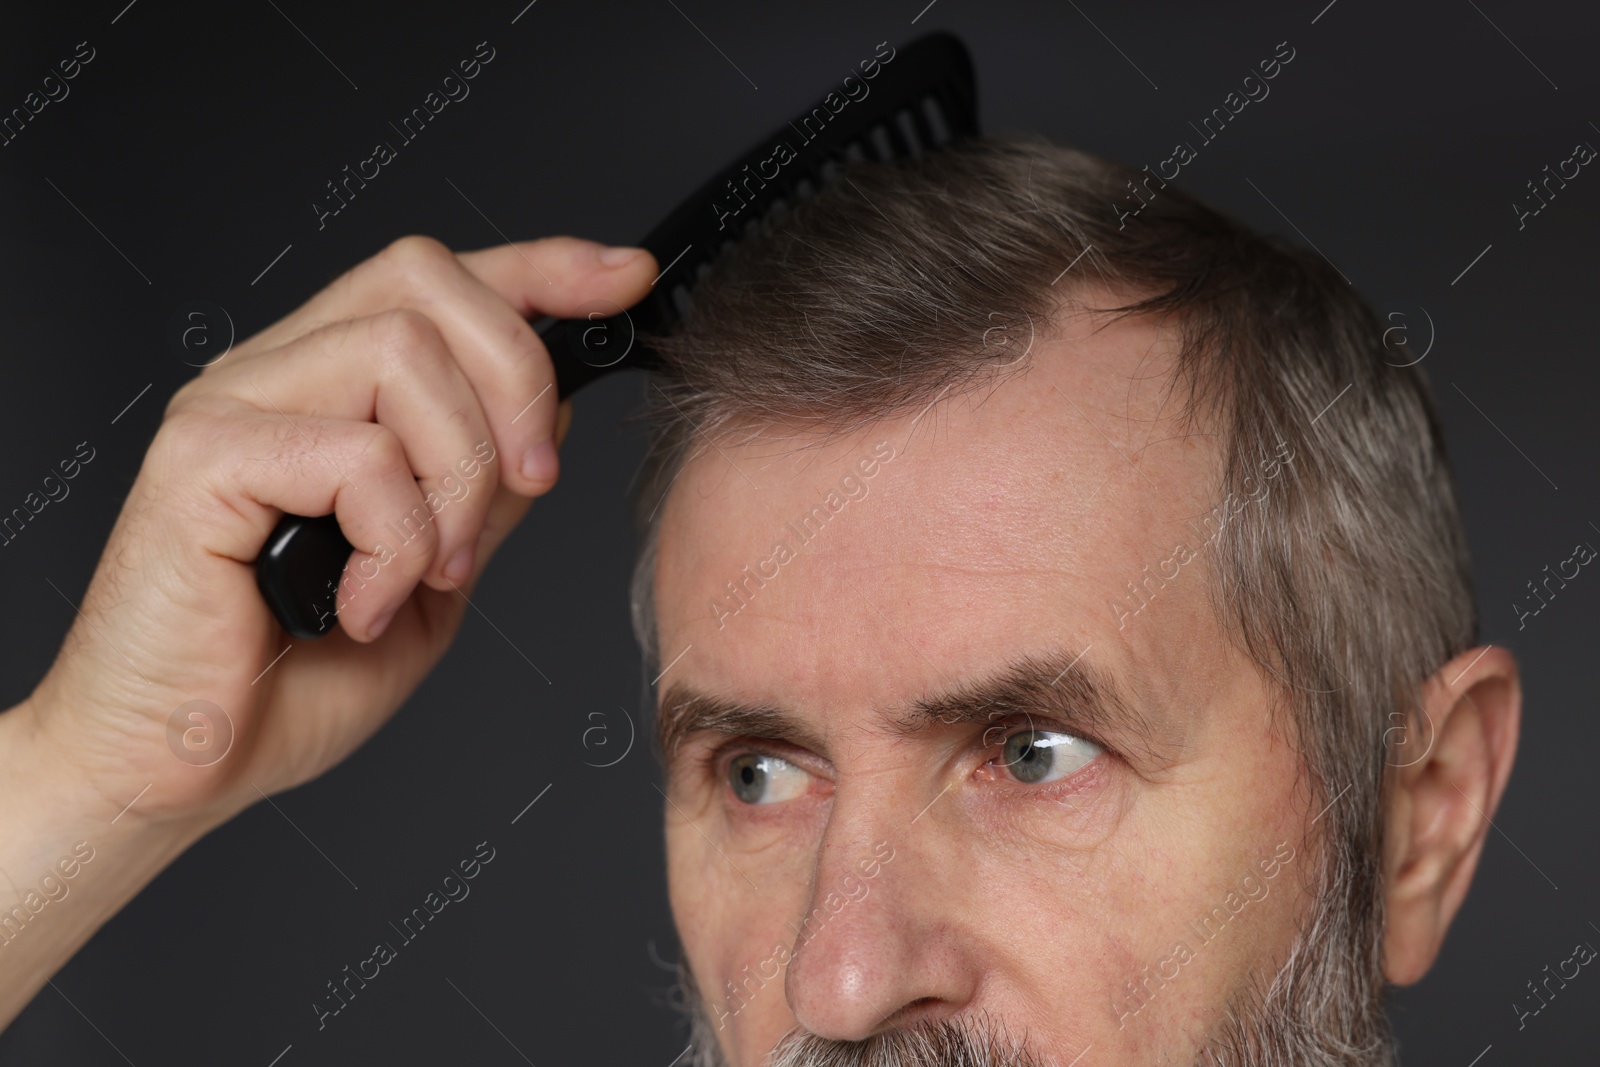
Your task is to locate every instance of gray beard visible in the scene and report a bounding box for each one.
[670,855,1399,1067]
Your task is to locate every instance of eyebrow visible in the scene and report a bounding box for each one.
[655,647,1180,768]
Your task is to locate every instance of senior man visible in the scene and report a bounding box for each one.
[0,137,1517,1066]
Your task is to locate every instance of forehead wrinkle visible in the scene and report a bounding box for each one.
[654,328,1227,776]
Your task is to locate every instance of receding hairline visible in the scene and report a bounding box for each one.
[628,135,1471,1057]
[630,132,1475,797]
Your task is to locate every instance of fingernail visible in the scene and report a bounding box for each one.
[370,606,398,639]
[598,245,644,268]
[443,544,475,583]
[521,439,559,484]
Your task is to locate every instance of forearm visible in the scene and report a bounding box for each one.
[0,234,614,1032]
[0,699,212,1029]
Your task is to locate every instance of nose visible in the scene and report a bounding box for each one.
[782,803,981,1040]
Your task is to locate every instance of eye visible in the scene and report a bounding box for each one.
[998,728,1102,784]
[727,753,811,805]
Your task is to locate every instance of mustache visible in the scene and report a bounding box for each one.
[764,1015,1048,1067]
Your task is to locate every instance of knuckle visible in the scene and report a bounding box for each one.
[163,375,231,420]
[351,422,411,483]
[369,307,447,377]
[149,409,221,469]
[445,406,475,435]
[377,234,456,284]
[163,378,199,419]
[387,499,443,563]
[304,316,359,354]
[507,323,551,380]
[488,332,553,425]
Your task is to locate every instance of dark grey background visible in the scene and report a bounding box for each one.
[0,0,1595,1063]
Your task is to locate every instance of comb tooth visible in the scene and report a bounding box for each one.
[844,140,869,164]
[671,284,692,317]
[695,261,713,282]
[906,102,940,149]
[794,177,817,200]
[921,94,953,145]
[895,109,923,157]
[868,123,896,162]
[819,158,843,183]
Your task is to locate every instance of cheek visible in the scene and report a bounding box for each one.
[667,816,818,1060]
[665,803,819,940]
[665,819,739,995]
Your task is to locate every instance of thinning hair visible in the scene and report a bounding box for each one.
[628,135,1476,1061]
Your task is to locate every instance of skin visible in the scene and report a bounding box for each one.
[652,298,1522,1063]
[0,244,1517,1060]
[0,235,657,1026]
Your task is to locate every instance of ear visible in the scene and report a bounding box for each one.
[1382,645,1521,985]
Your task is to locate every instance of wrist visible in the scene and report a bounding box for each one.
[0,699,219,1024]
[1,693,219,857]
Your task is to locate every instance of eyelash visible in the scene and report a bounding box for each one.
[979,715,1111,785]
[982,711,1107,749]
[699,740,831,812]
[697,714,1113,802]
[698,739,818,785]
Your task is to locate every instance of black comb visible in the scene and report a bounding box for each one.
[256,32,980,640]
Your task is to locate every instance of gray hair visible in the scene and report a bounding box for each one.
[629,136,1476,1061]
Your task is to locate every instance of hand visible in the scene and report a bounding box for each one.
[18,234,657,832]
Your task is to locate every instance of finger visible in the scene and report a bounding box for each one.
[160,405,441,641]
[456,238,657,319]
[462,395,579,583]
[201,310,500,590]
[450,237,654,477]
[228,236,655,497]
[440,398,578,614]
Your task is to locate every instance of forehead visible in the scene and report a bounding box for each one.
[652,302,1243,729]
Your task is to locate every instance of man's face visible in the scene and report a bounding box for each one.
[652,306,1321,1064]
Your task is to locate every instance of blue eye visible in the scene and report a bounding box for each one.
[728,753,810,804]
[1000,729,1101,784]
